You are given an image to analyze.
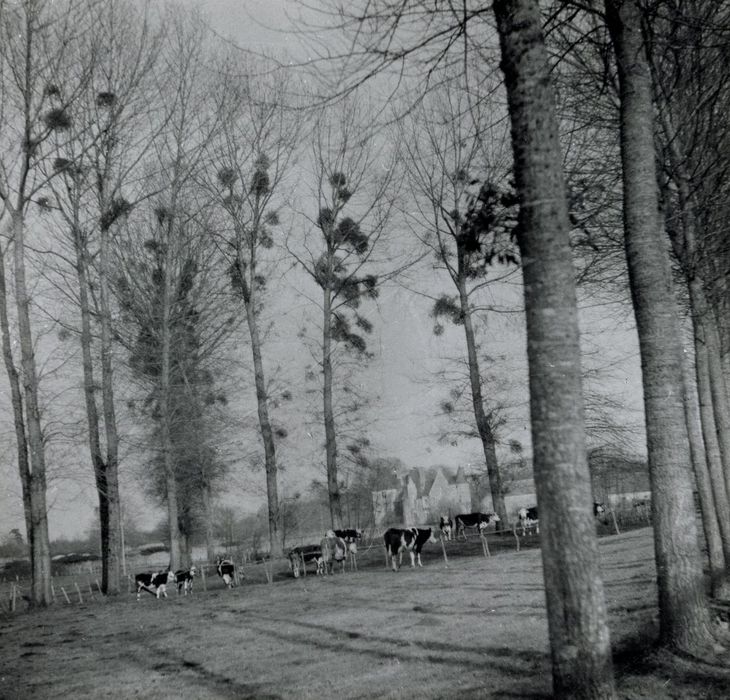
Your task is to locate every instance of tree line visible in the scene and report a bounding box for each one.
[2,0,730,694]
[304,0,730,694]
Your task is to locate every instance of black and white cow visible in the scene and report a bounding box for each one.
[320,532,349,575]
[593,502,606,518]
[454,512,501,540]
[383,527,437,571]
[135,570,176,600]
[333,528,362,570]
[517,506,539,535]
[216,557,236,588]
[439,515,454,541]
[288,544,323,578]
[174,565,197,595]
[333,528,362,542]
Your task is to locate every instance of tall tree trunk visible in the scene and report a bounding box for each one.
[74,217,122,595]
[456,259,507,524]
[657,104,730,503]
[202,484,216,564]
[605,0,713,653]
[0,241,32,543]
[692,337,730,598]
[240,252,282,557]
[98,220,122,593]
[493,2,615,697]
[323,285,343,529]
[161,221,182,571]
[11,209,52,606]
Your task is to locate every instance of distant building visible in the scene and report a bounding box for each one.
[371,466,474,526]
[371,451,650,528]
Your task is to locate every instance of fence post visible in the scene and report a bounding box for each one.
[513,526,520,552]
[610,509,621,536]
[480,532,490,558]
[10,583,16,612]
[74,582,83,603]
[201,565,207,591]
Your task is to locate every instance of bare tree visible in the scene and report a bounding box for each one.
[645,1,730,599]
[112,12,223,570]
[207,60,301,558]
[493,1,616,694]
[604,0,715,654]
[0,0,101,606]
[290,96,399,529]
[35,0,169,595]
[399,75,518,524]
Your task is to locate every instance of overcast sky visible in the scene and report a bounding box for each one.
[0,0,646,543]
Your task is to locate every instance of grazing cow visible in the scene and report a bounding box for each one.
[320,533,349,575]
[216,557,236,588]
[439,515,453,541]
[593,502,606,518]
[288,544,323,578]
[135,570,175,600]
[174,565,197,595]
[517,506,539,535]
[383,527,437,571]
[454,512,501,540]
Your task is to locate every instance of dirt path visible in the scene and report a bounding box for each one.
[1,528,727,699]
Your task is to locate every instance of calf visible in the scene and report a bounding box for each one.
[288,544,323,578]
[439,515,453,541]
[216,557,236,588]
[135,570,175,600]
[593,502,606,518]
[454,512,500,540]
[517,506,539,535]
[383,527,437,571]
[174,565,197,595]
[320,533,348,575]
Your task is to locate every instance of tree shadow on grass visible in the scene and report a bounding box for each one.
[613,634,730,698]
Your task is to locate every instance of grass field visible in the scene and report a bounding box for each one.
[1,527,729,699]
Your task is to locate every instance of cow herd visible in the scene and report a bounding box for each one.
[134,557,235,600]
[288,528,363,578]
[134,504,609,599]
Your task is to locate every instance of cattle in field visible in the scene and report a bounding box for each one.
[333,528,362,542]
[383,527,437,571]
[174,566,197,595]
[333,528,362,570]
[320,533,348,575]
[594,502,606,518]
[216,557,236,587]
[517,506,539,535]
[439,516,453,541]
[454,512,500,540]
[288,544,323,578]
[135,570,175,600]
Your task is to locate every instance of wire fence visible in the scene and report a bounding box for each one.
[2,512,649,615]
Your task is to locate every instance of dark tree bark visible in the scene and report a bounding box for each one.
[323,283,343,530]
[493,1,615,696]
[605,0,714,653]
[11,208,52,606]
[456,251,507,524]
